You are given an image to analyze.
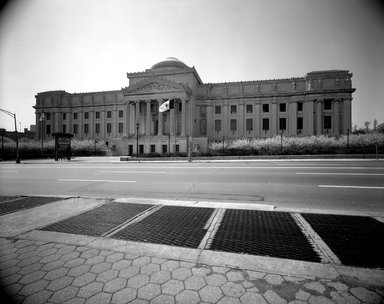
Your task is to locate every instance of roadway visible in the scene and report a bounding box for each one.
[0,159,383,215]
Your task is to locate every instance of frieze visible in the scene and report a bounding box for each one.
[132,82,177,94]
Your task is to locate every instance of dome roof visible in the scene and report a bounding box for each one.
[151,57,189,69]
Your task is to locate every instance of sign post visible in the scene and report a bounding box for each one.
[53,133,73,161]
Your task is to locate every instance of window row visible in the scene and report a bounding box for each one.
[213,102,304,115]
[57,110,125,121]
[57,123,126,135]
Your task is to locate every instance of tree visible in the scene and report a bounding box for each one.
[364,121,371,131]
[376,122,384,134]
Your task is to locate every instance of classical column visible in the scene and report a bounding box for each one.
[135,101,140,133]
[181,99,187,136]
[158,100,163,136]
[146,100,151,136]
[288,102,297,136]
[316,100,322,135]
[125,102,130,135]
[271,100,277,135]
[342,98,352,134]
[333,99,339,136]
[170,104,175,136]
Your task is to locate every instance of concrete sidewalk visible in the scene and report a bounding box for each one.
[0,197,383,304]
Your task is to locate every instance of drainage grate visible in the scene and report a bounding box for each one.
[112,206,214,248]
[209,209,321,262]
[0,196,20,203]
[40,203,153,237]
[302,213,384,268]
[0,196,63,216]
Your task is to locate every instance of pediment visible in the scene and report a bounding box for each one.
[123,77,183,96]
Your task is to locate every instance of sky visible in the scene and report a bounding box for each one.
[0,0,383,132]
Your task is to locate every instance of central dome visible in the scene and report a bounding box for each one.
[151,57,189,69]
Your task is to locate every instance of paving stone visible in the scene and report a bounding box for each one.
[75,246,90,253]
[50,286,79,304]
[89,262,112,274]
[22,289,52,304]
[105,252,125,263]
[38,248,58,257]
[180,261,195,268]
[72,273,97,287]
[5,282,23,296]
[77,281,104,298]
[283,276,307,284]
[60,251,81,262]
[0,253,19,262]
[112,259,132,270]
[192,266,212,277]
[326,282,349,292]
[42,260,66,272]
[68,265,91,277]
[96,269,119,283]
[295,290,311,301]
[221,282,245,297]
[57,245,77,255]
[0,265,20,277]
[227,270,245,282]
[161,260,180,271]
[44,267,69,280]
[16,245,38,254]
[103,277,127,293]
[19,279,49,296]
[125,253,140,260]
[151,257,166,264]
[330,291,359,304]
[85,255,105,265]
[64,258,85,269]
[150,294,175,304]
[150,270,171,284]
[162,279,184,295]
[119,266,140,279]
[47,276,74,291]
[172,267,192,281]
[304,282,326,294]
[212,266,229,274]
[130,300,148,304]
[350,286,381,303]
[242,281,254,289]
[40,253,62,264]
[62,297,86,304]
[80,249,100,259]
[264,290,287,304]
[133,256,151,267]
[206,273,227,287]
[85,292,112,304]
[185,276,206,290]
[141,263,161,275]
[18,270,46,285]
[175,290,200,304]
[217,296,241,304]
[264,274,285,285]
[18,263,44,275]
[240,291,267,304]
[1,273,22,286]
[308,295,335,304]
[138,283,161,300]
[17,251,41,261]
[199,285,224,303]
[111,287,137,304]
[128,274,150,289]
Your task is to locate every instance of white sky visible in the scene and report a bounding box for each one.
[0,0,383,131]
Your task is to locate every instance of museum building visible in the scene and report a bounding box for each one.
[34,57,355,155]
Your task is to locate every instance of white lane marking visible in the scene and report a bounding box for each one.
[297,172,384,176]
[98,171,166,174]
[319,185,384,190]
[58,179,136,183]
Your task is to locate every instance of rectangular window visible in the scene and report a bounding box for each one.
[279,118,287,130]
[107,123,112,134]
[74,113,78,120]
[62,125,66,133]
[279,103,286,112]
[297,102,303,112]
[84,112,89,119]
[95,111,100,119]
[84,124,89,134]
[324,116,332,129]
[73,124,78,134]
[63,113,66,120]
[162,145,167,154]
[297,117,303,130]
[262,118,269,131]
[118,122,124,133]
[46,125,51,135]
[230,119,237,132]
[230,105,237,114]
[324,99,332,110]
[246,104,253,113]
[200,119,207,135]
[95,123,100,134]
[262,104,269,113]
[246,119,253,132]
[119,110,124,118]
[107,111,112,118]
[214,119,221,133]
[46,113,51,120]
[150,145,156,153]
[215,106,221,115]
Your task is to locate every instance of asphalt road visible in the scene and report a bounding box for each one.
[0,159,383,214]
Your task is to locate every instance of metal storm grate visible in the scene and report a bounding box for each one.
[302,213,384,268]
[209,209,321,262]
[112,206,214,248]
[40,203,153,237]
[0,196,63,216]
[0,196,20,203]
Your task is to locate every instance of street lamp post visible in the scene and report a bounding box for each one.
[136,123,139,158]
[0,109,20,163]
[40,112,45,156]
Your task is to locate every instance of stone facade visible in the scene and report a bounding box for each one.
[34,57,355,155]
